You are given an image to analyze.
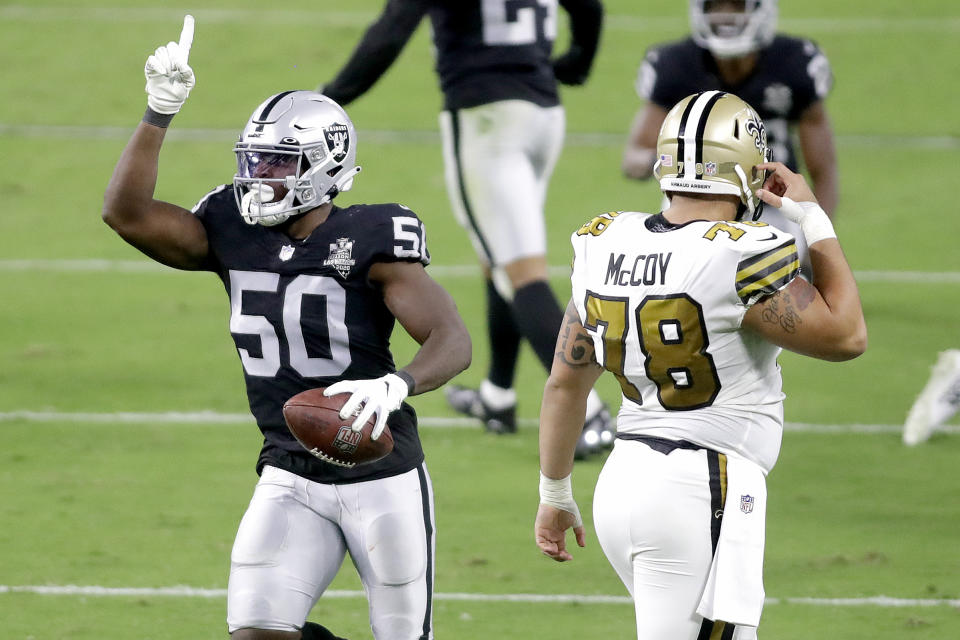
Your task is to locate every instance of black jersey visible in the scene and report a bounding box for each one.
[193,187,431,484]
[426,0,559,109]
[637,35,833,171]
[323,0,601,111]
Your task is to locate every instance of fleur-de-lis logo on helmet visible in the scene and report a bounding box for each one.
[744,114,766,151]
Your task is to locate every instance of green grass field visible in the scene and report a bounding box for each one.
[2,1,959,638]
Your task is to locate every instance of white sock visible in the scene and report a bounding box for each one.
[480,380,517,410]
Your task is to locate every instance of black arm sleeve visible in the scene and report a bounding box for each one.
[553,0,604,86]
[322,0,430,106]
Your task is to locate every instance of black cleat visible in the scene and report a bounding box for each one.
[445,385,517,434]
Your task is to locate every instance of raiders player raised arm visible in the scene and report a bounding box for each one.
[103,16,471,640]
[537,91,864,640]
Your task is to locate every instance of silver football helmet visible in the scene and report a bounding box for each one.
[689,0,777,59]
[233,91,361,226]
[654,91,770,220]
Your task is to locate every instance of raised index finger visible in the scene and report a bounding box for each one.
[179,14,195,58]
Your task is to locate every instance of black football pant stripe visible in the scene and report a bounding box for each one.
[697,620,737,640]
[707,449,727,553]
[449,110,495,265]
[696,450,732,640]
[416,463,434,640]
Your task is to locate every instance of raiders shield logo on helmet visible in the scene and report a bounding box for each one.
[325,123,350,163]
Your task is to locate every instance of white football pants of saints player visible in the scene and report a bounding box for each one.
[227,465,436,639]
[439,99,565,299]
[593,440,759,640]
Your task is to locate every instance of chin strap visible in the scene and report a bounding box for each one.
[240,184,292,226]
[733,164,763,221]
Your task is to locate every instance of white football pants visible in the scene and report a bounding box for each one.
[227,465,435,639]
[439,100,565,298]
[593,439,758,640]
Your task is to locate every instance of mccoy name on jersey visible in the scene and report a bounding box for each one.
[571,210,800,472]
[636,35,833,170]
[194,187,431,483]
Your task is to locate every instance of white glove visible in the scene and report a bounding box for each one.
[539,472,583,528]
[777,196,837,246]
[144,15,196,114]
[323,373,410,440]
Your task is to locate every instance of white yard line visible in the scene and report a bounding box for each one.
[1,259,959,284]
[1,584,958,607]
[2,123,958,151]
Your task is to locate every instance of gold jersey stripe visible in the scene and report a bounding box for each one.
[736,242,797,284]
[737,259,800,299]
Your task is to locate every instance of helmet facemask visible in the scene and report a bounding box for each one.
[690,0,778,59]
[233,91,361,227]
[654,91,770,221]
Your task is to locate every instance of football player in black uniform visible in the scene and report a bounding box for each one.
[320,0,614,457]
[622,0,838,275]
[103,17,471,640]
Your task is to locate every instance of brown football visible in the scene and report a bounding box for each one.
[282,387,394,468]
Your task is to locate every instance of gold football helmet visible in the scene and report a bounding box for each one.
[654,90,770,221]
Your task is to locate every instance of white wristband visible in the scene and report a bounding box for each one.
[800,206,837,246]
[780,197,837,246]
[539,472,583,527]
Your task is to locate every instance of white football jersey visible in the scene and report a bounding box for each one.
[570,210,800,473]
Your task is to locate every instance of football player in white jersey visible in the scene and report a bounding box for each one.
[535,91,866,640]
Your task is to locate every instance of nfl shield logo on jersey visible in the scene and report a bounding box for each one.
[324,237,356,278]
[740,494,755,514]
[279,244,296,261]
[763,83,793,115]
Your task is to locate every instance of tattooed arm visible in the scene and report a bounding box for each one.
[742,239,867,361]
[539,300,605,479]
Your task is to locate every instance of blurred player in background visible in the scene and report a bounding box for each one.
[320,0,613,457]
[536,91,866,639]
[103,16,471,640]
[622,0,837,276]
[904,350,960,445]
